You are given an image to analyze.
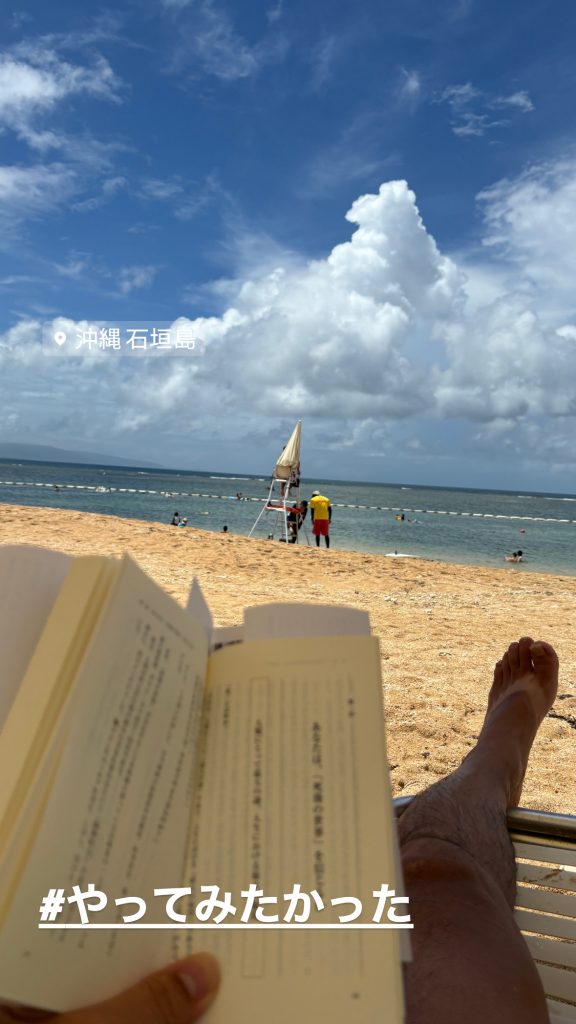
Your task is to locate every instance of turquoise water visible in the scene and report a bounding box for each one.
[1,459,576,577]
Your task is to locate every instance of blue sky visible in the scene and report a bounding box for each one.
[1,0,576,489]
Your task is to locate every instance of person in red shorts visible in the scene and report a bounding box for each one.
[309,489,332,548]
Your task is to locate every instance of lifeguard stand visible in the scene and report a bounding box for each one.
[249,421,308,544]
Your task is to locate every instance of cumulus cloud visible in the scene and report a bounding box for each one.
[0,181,462,430]
[1,167,576,477]
[478,158,576,296]
[436,296,576,420]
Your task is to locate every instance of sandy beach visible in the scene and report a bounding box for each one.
[2,502,574,815]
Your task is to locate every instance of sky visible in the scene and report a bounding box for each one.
[0,0,576,490]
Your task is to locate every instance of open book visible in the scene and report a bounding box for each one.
[0,545,407,1022]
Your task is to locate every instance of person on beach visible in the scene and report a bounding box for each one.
[1,637,558,1024]
[398,635,557,1023]
[310,490,332,548]
[170,511,180,526]
[505,550,525,563]
[178,517,188,527]
[287,499,308,543]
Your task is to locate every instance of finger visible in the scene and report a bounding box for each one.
[62,953,220,1024]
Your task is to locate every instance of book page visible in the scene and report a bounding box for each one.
[0,546,71,729]
[0,556,118,861]
[186,578,213,637]
[211,624,243,649]
[0,556,209,1012]
[182,635,405,1024]
[243,602,370,641]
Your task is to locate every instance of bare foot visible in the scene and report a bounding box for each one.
[479,637,558,805]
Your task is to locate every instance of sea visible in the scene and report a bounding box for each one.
[1,459,576,577]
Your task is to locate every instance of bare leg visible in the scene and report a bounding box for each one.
[400,637,558,1024]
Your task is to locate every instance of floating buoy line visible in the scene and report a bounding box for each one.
[0,479,575,525]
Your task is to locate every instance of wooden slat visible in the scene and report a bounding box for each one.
[515,908,576,941]
[537,963,576,1004]
[524,934,576,970]
[517,863,576,892]
[514,842,576,869]
[547,1000,576,1024]
[516,885,576,919]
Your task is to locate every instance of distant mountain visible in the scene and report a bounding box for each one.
[0,443,162,469]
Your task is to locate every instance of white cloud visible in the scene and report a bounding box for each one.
[53,258,91,279]
[172,0,260,80]
[127,222,160,236]
[478,158,576,301]
[441,82,480,107]
[297,113,398,198]
[118,266,159,294]
[0,38,124,234]
[266,0,284,23]
[398,68,422,107]
[71,175,127,212]
[0,51,121,140]
[166,0,289,81]
[495,90,534,113]
[140,175,218,220]
[309,35,341,91]
[131,182,462,421]
[0,275,41,287]
[0,163,78,222]
[439,81,534,138]
[2,165,576,478]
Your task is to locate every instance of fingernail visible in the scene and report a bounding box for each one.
[178,953,220,1001]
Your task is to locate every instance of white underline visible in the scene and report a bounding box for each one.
[39,922,413,930]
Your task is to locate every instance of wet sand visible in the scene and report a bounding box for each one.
[1,502,574,814]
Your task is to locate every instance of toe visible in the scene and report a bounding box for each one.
[530,640,560,678]
[502,651,511,685]
[489,659,504,706]
[518,636,534,673]
[507,641,520,676]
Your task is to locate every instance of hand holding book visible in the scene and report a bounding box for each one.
[0,952,220,1023]
[0,546,405,1023]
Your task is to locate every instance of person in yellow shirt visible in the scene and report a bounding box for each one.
[309,489,332,548]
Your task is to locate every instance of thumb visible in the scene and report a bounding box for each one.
[63,953,220,1024]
